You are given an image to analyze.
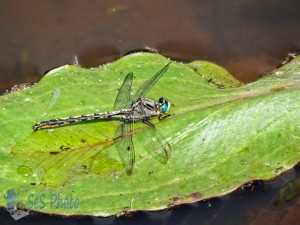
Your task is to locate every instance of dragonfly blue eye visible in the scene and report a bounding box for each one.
[161,103,168,113]
[159,97,169,113]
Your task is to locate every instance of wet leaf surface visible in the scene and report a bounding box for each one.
[0,53,300,216]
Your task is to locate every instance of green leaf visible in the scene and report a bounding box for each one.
[1,53,300,216]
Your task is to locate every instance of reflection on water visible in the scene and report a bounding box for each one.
[1,0,300,92]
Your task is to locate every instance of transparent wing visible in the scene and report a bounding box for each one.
[136,121,171,164]
[114,72,133,111]
[134,62,171,100]
[115,121,135,175]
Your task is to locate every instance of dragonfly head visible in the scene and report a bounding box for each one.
[159,97,170,114]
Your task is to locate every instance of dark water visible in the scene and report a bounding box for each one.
[0,0,300,224]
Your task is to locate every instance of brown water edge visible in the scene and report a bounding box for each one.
[0,0,300,92]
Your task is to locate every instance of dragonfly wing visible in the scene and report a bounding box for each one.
[115,122,135,175]
[137,121,171,164]
[134,62,171,100]
[114,72,133,111]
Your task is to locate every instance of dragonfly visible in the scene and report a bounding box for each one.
[34,62,172,175]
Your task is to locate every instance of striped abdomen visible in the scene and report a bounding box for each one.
[34,110,128,131]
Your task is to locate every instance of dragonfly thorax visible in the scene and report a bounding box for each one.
[128,97,170,122]
[129,98,162,121]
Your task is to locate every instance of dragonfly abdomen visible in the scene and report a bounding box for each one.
[34,110,129,131]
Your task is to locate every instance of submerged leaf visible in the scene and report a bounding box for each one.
[0,53,300,216]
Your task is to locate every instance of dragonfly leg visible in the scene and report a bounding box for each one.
[142,120,155,128]
[158,113,174,120]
